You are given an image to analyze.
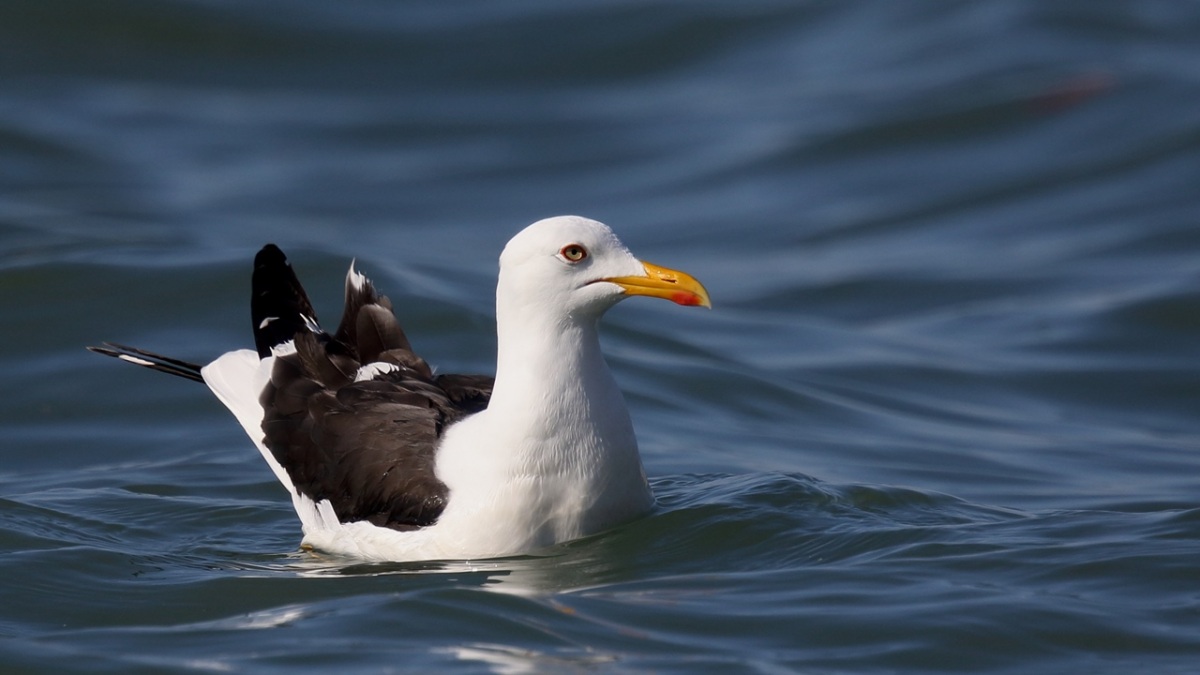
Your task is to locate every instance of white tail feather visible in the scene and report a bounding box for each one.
[201,350,298,498]
[200,349,352,537]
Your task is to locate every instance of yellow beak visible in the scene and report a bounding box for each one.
[602,261,712,308]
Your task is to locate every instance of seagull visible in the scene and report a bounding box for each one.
[90,216,710,561]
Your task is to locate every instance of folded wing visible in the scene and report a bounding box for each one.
[247,245,493,531]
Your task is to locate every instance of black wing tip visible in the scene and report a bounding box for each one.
[255,243,287,265]
[252,242,320,357]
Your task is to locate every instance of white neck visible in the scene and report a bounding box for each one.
[489,301,630,478]
[492,305,604,412]
[432,293,653,550]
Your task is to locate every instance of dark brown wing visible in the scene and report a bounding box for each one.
[252,245,493,531]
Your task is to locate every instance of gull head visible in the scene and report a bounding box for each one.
[497,216,710,324]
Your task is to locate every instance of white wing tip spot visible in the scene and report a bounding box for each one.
[270,340,297,357]
[354,362,400,382]
[348,260,369,291]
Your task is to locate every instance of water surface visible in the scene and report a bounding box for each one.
[2,1,1199,672]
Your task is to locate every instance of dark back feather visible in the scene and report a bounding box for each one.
[253,246,494,531]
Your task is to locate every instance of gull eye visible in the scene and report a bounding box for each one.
[559,244,588,263]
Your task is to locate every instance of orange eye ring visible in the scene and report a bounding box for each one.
[560,244,588,263]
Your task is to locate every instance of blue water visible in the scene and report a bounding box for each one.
[3,1,1200,672]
